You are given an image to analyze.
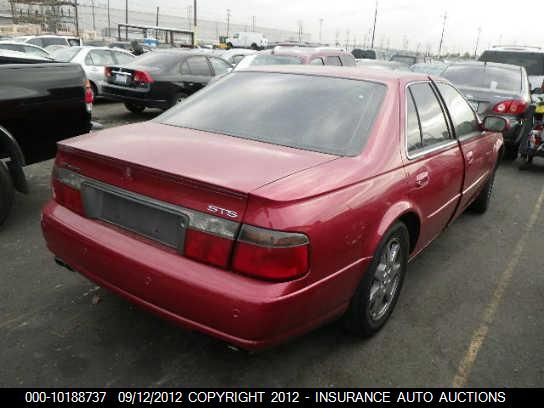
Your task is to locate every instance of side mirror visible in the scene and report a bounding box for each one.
[482,116,508,133]
[531,88,543,95]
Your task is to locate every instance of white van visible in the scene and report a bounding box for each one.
[226,32,268,50]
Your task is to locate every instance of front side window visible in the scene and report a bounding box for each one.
[159,72,387,156]
[409,83,451,148]
[310,58,324,65]
[436,83,480,139]
[186,56,211,76]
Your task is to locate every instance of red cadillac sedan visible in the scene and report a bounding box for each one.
[41,66,506,350]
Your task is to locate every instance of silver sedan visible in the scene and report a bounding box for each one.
[52,46,135,96]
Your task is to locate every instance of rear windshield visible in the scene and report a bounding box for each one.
[442,65,521,93]
[390,55,415,65]
[52,47,80,62]
[130,52,182,68]
[158,72,387,156]
[479,51,544,76]
[236,54,302,70]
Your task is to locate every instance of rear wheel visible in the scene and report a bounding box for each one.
[344,222,409,337]
[503,146,518,160]
[0,161,15,227]
[90,81,98,99]
[250,43,258,50]
[226,42,233,50]
[469,169,496,213]
[124,102,146,114]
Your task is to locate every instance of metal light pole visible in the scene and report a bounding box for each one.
[91,0,96,32]
[474,27,482,58]
[370,0,378,49]
[156,6,159,26]
[74,0,79,36]
[226,9,231,37]
[438,12,447,57]
[319,18,323,44]
[125,0,128,40]
[107,0,111,38]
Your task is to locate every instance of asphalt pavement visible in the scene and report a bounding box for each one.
[1,101,543,387]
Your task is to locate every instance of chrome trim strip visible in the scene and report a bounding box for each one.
[427,193,462,219]
[462,170,490,196]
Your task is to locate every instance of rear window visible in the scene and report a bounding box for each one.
[442,65,521,94]
[158,72,386,156]
[130,52,182,68]
[52,47,80,62]
[480,51,544,76]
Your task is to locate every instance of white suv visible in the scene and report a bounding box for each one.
[226,32,268,50]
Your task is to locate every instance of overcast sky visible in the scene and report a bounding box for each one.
[121,0,539,53]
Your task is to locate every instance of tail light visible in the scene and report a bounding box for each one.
[492,100,527,115]
[184,219,309,281]
[52,166,85,215]
[232,225,309,281]
[84,79,94,113]
[104,66,113,78]
[530,131,542,147]
[133,70,154,84]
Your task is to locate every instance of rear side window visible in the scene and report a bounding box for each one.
[27,38,43,47]
[41,37,68,47]
[409,83,451,149]
[340,55,356,66]
[24,46,49,58]
[159,72,387,156]
[480,51,544,76]
[442,65,522,94]
[186,56,211,76]
[406,91,423,152]
[209,57,231,75]
[436,83,480,139]
[310,58,324,65]
[326,56,342,66]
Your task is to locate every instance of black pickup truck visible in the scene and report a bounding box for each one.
[0,50,93,226]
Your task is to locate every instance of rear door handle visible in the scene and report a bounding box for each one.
[415,171,429,187]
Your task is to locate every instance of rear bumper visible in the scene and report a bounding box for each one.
[41,201,366,350]
[102,85,169,109]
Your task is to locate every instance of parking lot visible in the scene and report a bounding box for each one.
[0,100,542,388]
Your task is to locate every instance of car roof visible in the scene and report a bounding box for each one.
[271,46,348,57]
[235,64,431,85]
[483,46,544,54]
[444,60,523,72]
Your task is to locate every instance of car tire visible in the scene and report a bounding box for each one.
[344,222,409,337]
[226,42,233,50]
[469,169,496,213]
[250,43,258,50]
[124,102,146,114]
[0,160,15,227]
[503,146,518,160]
[519,154,534,171]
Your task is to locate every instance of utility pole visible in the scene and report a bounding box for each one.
[156,6,159,26]
[474,27,482,58]
[370,0,378,49]
[187,6,192,31]
[438,11,447,57]
[107,0,111,38]
[125,0,128,40]
[297,20,303,43]
[319,18,323,44]
[226,9,231,37]
[74,0,79,36]
[252,16,256,32]
[91,0,96,32]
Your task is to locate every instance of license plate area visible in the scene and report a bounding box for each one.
[114,74,130,85]
[81,183,188,252]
